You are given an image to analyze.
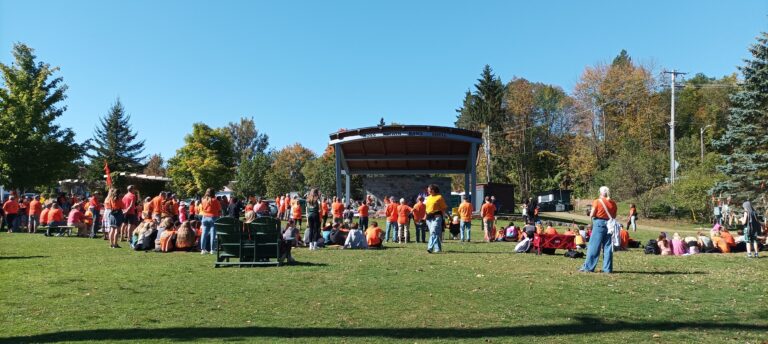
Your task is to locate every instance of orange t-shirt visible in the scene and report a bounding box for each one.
[292,203,302,219]
[713,236,730,253]
[458,202,473,222]
[332,202,344,218]
[2,200,19,214]
[200,198,221,217]
[47,208,63,223]
[321,202,329,217]
[481,203,496,221]
[720,231,736,247]
[386,203,398,222]
[39,208,50,225]
[544,226,558,236]
[29,200,42,216]
[397,204,412,225]
[358,204,369,217]
[591,198,617,219]
[151,196,164,215]
[619,229,630,248]
[279,199,287,212]
[366,226,383,246]
[412,202,426,222]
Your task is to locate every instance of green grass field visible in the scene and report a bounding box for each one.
[1,220,767,343]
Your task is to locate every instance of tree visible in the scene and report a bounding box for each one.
[167,123,235,197]
[227,117,269,166]
[714,32,768,203]
[233,152,272,198]
[265,143,316,197]
[0,43,83,191]
[302,146,338,197]
[86,99,146,177]
[143,154,166,176]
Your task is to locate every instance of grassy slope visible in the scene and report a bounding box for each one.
[1,219,766,344]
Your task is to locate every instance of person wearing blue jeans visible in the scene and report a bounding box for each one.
[425,184,448,254]
[200,216,216,253]
[580,186,617,273]
[460,221,471,242]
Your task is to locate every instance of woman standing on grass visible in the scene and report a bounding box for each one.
[741,201,762,258]
[627,203,638,232]
[425,184,447,254]
[199,188,221,255]
[104,188,125,248]
[580,186,617,273]
[305,189,321,251]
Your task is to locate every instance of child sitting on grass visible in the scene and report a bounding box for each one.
[366,221,384,249]
[344,223,368,249]
[657,234,672,256]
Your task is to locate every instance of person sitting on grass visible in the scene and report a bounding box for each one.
[505,222,518,241]
[344,222,368,249]
[280,219,298,264]
[720,228,737,250]
[684,235,700,254]
[67,202,88,237]
[175,220,197,251]
[515,230,532,253]
[657,234,672,256]
[330,222,349,245]
[574,226,586,249]
[697,231,714,253]
[493,225,506,242]
[712,231,731,253]
[366,221,383,249]
[544,222,558,236]
[670,232,687,256]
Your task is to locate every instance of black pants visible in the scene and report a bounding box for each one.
[360,217,369,231]
[307,213,320,242]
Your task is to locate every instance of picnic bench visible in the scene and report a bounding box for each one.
[214,217,282,267]
[532,234,575,255]
[39,225,76,237]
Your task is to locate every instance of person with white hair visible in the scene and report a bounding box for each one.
[580,186,618,273]
[397,198,412,243]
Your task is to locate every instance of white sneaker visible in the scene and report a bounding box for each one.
[200,250,208,255]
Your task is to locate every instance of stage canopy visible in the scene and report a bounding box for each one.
[328,125,482,207]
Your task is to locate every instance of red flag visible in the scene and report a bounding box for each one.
[104,161,112,187]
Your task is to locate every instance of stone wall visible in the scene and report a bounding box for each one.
[363,176,451,209]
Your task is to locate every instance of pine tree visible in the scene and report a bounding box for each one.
[86,99,146,176]
[713,32,768,202]
[0,43,82,191]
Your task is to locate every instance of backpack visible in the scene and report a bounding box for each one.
[514,238,531,253]
[564,250,584,258]
[644,239,660,255]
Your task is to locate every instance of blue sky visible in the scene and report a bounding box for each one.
[1,0,766,160]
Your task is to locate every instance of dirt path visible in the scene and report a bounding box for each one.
[540,212,708,234]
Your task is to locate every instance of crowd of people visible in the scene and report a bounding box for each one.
[3,183,765,266]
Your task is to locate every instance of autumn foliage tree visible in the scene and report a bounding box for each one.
[167,123,234,197]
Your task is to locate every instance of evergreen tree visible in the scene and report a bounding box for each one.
[0,43,82,191]
[713,32,768,202]
[143,154,166,176]
[86,99,146,176]
[612,49,632,67]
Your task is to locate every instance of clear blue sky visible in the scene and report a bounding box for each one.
[1,0,766,160]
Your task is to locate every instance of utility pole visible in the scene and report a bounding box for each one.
[484,125,491,183]
[700,125,713,163]
[664,70,686,184]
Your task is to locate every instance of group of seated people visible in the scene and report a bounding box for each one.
[129,217,201,252]
[655,224,765,255]
[289,220,385,250]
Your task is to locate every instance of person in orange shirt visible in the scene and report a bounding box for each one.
[358,199,369,232]
[19,196,29,229]
[412,196,427,243]
[712,232,731,253]
[321,198,330,227]
[39,203,51,227]
[150,192,165,223]
[3,195,21,233]
[480,196,496,242]
[619,227,630,250]
[28,195,42,233]
[331,197,344,225]
[544,222,558,236]
[720,229,736,249]
[396,198,412,243]
[291,196,303,229]
[104,188,126,248]
[366,221,384,249]
[580,186,618,273]
[199,188,222,254]
[385,196,399,243]
[277,195,286,220]
[44,203,65,236]
[458,195,473,242]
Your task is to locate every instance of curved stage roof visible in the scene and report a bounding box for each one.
[328,125,483,175]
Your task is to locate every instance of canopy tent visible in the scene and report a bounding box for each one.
[328,125,483,208]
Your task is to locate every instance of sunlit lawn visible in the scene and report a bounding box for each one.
[1,219,766,343]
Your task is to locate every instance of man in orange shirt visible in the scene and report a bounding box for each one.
[331,197,344,225]
[385,196,398,243]
[365,221,384,248]
[458,195,473,242]
[358,199,369,232]
[396,198,412,243]
[3,195,20,233]
[28,195,42,233]
[412,196,427,243]
[150,192,165,223]
[321,198,330,227]
[480,196,496,242]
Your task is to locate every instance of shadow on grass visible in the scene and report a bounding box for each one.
[0,255,49,260]
[444,251,513,255]
[613,270,707,275]
[2,317,764,343]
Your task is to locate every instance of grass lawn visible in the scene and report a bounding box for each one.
[1,219,767,343]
